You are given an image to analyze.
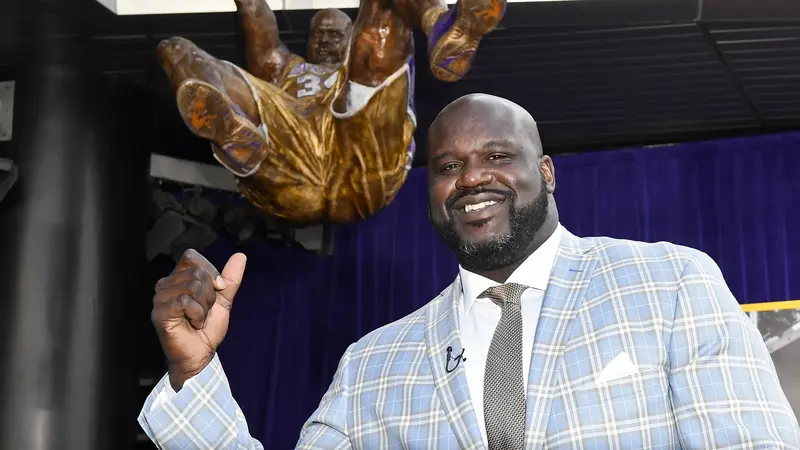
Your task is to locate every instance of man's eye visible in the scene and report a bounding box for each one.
[488,154,509,161]
[440,163,459,172]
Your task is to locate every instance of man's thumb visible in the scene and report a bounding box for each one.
[218,253,247,305]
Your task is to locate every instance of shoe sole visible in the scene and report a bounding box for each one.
[428,0,506,82]
[176,79,268,176]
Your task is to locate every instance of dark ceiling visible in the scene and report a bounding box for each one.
[2,0,800,167]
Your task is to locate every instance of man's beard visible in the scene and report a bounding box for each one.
[431,177,549,272]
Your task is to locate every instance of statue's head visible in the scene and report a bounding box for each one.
[307,9,352,65]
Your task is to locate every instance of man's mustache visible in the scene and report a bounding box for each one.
[445,188,513,211]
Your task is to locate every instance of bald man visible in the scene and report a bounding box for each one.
[156,0,507,223]
[138,94,800,449]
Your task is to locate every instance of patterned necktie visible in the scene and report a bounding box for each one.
[480,283,527,450]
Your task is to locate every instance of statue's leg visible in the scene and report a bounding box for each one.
[394,0,506,82]
[157,37,270,177]
[326,0,417,222]
[233,0,291,84]
[157,37,261,123]
[343,0,415,88]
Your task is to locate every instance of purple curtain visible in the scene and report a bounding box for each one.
[198,131,800,447]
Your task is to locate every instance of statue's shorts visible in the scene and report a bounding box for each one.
[215,59,417,224]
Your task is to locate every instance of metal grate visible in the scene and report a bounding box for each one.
[708,23,800,125]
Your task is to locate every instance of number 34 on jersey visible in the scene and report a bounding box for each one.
[285,62,340,100]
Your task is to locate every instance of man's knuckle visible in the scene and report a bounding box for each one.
[152,292,165,306]
[151,305,167,324]
[192,266,207,280]
[179,293,193,307]
[155,276,171,290]
[188,279,204,297]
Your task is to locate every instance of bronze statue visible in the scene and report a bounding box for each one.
[157,0,506,224]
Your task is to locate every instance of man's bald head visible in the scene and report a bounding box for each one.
[429,93,543,159]
[426,93,558,280]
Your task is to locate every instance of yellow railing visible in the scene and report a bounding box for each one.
[742,300,800,313]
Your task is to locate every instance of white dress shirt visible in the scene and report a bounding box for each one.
[457,223,563,445]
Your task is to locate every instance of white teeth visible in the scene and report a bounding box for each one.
[464,200,498,212]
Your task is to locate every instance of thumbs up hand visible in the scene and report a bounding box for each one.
[151,249,247,390]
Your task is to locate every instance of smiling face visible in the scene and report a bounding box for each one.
[427,94,557,274]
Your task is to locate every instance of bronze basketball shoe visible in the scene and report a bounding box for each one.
[426,0,507,82]
[176,79,269,177]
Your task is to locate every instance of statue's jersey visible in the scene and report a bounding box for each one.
[217,52,418,223]
[277,55,343,105]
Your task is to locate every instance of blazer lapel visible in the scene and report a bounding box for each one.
[524,230,598,450]
[425,276,486,450]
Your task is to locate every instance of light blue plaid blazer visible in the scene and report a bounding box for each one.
[139,229,800,449]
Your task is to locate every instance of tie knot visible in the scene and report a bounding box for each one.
[479,283,527,307]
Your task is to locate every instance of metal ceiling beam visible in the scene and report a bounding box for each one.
[697,22,766,126]
[701,0,800,22]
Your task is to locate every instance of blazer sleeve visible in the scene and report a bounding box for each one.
[137,353,264,450]
[295,344,354,450]
[668,251,800,449]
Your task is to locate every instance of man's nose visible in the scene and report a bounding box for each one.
[455,164,493,190]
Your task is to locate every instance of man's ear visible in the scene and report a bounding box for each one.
[540,155,555,193]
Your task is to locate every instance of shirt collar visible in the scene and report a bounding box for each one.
[458,223,563,314]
